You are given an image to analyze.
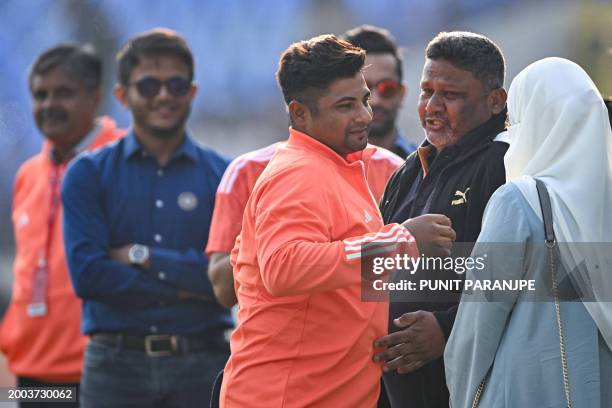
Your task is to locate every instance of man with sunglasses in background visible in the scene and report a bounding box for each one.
[62,28,232,407]
[344,25,418,158]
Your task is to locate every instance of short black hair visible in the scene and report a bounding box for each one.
[426,31,505,91]
[116,28,194,85]
[29,43,102,91]
[276,34,365,113]
[343,25,403,81]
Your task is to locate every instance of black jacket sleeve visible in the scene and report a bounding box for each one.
[433,305,458,341]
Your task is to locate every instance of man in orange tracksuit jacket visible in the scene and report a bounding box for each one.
[0,45,124,400]
[220,35,454,408]
[206,141,403,307]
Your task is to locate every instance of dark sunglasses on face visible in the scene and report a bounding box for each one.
[130,77,192,98]
[372,79,402,99]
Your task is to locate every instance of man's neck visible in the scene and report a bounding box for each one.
[51,122,97,163]
[368,128,396,152]
[52,142,79,163]
[133,126,185,166]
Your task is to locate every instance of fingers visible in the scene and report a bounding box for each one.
[396,359,427,374]
[431,222,455,256]
[374,339,423,365]
[429,214,452,227]
[373,312,425,348]
[448,227,457,241]
[393,311,422,328]
[378,346,428,372]
[436,224,456,240]
[374,328,411,348]
[109,248,122,261]
[402,215,456,252]
[374,342,407,364]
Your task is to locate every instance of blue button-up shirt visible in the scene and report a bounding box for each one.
[62,131,232,335]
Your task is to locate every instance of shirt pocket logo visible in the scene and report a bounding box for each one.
[451,187,470,206]
[177,192,198,211]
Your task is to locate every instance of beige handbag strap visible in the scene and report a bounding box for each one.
[471,179,572,408]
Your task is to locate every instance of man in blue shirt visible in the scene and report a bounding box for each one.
[62,28,232,407]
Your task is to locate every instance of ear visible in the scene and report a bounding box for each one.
[188,82,198,100]
[114,84,129,107]
[400,83,407,99]
[488,88,508,115]
[88,88,103,110]
[288,100,310,129]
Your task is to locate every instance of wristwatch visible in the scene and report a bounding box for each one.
[128,244,150,267]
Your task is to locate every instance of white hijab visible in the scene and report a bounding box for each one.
[505,57,612,349]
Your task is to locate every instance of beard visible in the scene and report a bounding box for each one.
[344,133,369,153]
[369,107,397,139]
[146,122,185,139]
[132,104,191,140]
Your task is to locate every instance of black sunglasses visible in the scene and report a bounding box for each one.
[130,77,192,98]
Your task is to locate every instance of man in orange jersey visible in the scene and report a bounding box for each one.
[206,26,413,310]
[206,140,403,307]
[219,35,455,408]
[0,44,124,407]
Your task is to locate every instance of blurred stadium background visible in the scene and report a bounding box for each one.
[0,0,610,394]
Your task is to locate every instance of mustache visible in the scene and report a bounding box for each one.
[347,125,370,133]
[424,115,450,124]
[151,102,177,109]
[40,108,68,122]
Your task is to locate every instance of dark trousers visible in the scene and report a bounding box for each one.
[17,376,79,408]
[383,358,449,408]
[209,370,223,408]
[377,378,391,408]
[80,339,229,408]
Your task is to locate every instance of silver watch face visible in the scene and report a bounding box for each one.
[129,245,149,264]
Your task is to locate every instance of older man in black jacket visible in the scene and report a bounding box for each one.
[373,31,509,408]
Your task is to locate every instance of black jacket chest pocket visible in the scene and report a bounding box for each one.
[436,185,472,241]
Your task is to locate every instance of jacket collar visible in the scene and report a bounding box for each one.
[123,130,199,163]
[287,127,376,168]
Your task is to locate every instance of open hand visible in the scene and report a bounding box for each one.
[373,310,445,374]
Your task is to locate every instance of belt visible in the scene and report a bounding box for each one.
[91,330,229,357]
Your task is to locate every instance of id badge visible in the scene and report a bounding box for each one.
[27,302,47,317]
[29,260,48,317]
